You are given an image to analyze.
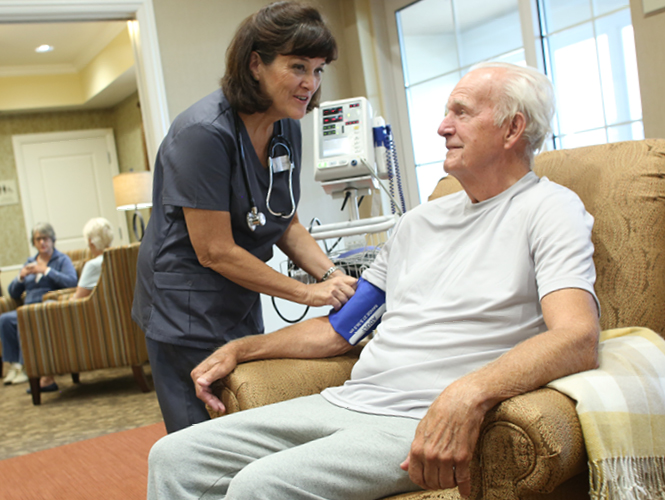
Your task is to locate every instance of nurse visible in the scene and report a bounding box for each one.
[132,1,357,433]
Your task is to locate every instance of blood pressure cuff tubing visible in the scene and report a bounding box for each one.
[329,277,386,345]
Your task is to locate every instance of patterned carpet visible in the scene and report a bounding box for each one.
[0,362,163,460]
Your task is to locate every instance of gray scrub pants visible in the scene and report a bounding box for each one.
[146,338,214,434]
[147,394,423,500]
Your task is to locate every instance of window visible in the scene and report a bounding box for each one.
[396,0,524,203]
[539,0,643,148]
[392,0,643,204]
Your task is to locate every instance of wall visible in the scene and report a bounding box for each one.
[151,0,354,120]
[630,0,665,138]
[0,91,147,269]
[111,92,151,242]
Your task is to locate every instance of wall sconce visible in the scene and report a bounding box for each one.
[113,171,153,241]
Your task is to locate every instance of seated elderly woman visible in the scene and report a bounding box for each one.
[1,222,77,386]
[70,217,115,300]
[35,217,115,392]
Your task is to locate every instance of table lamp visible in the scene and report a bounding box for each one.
[113,171,153,241]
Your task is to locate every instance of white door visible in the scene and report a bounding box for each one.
[12,129,130,252]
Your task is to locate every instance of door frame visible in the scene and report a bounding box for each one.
[0,0,170,166]
[12,128,130,251]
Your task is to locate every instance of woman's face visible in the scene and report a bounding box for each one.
[252,54,326,120]
[33,232,54,255]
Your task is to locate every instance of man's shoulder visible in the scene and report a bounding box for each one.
[529,176,584,207]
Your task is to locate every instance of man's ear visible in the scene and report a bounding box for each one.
[504,112,526,150]
[249,51,262,81]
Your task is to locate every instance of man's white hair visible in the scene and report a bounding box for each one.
[471,62,555,159]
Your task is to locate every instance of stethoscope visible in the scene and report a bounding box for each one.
[233,111,296,231]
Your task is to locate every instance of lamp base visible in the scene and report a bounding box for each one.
[133,210,146,241]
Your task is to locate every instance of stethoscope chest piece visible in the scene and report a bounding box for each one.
[246,206,267,231]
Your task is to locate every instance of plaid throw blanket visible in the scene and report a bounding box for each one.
[547,327,665,500]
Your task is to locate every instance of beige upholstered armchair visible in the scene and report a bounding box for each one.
[17,243,150,405]
[209,139,665,500]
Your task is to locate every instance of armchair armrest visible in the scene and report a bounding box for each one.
[478,387,587,499]
[0,295,21,315]
[209,344,363,418]
[42,288,76,302]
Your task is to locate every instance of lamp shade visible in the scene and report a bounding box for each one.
[113,171,153,211]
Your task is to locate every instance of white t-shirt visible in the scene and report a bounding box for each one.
[322,172,597,420]
[78,254,104,290]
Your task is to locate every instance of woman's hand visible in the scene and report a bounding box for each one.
[19,263,34,280]
[304,275,357,310]
[20,261,47,279]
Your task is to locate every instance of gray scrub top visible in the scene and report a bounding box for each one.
[132,89,302,349]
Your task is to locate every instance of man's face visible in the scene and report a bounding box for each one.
[438,69,505,177]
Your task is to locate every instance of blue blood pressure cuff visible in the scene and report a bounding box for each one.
[329,277,386,345]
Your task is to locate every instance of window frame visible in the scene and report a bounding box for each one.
[383,0,545,207]
[381,0,640,207]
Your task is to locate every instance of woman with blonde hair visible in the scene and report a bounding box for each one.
[71,217,115,300]
[33,217,115,393]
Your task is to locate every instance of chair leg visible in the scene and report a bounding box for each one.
[29,377,41,405]
[71,373,80,384]
[132,365,150,393]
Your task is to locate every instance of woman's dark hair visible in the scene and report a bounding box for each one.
[222,1,338,114]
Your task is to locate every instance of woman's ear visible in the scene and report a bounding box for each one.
[249,51,262,82]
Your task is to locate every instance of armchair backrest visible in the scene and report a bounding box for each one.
[91,242,146,365]
[64,247,92,278]
[428,139,665,337]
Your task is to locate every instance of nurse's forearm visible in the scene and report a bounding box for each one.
[204,242,311,303]
[277,215,339,282]
[184,207,354,308]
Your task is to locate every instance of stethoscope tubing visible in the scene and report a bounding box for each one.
[267,139,296,219]
[233,110,296,230]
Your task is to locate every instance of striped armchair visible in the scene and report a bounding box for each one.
[17,243,149,405]
[0,247,91,373]
[0,295,22,373]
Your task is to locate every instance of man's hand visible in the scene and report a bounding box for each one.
[401,381,486,498]
[191,346,239,414]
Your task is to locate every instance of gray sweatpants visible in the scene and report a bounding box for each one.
[147,394,423,500]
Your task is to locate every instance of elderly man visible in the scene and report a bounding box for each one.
[147,62,599,500]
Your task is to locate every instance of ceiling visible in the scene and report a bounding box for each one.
[0,20,138,112]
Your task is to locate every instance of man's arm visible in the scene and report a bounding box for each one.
[403,287,599,498]
[191,316,353,413]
